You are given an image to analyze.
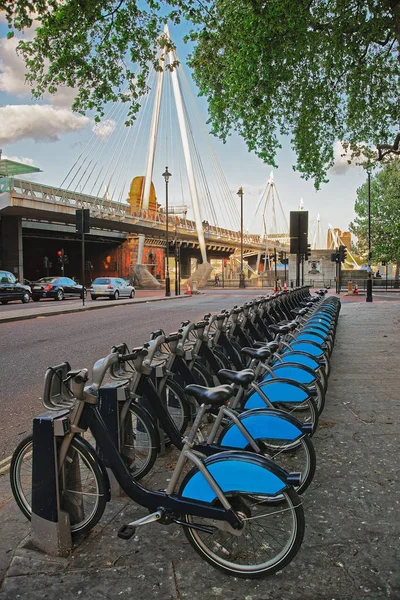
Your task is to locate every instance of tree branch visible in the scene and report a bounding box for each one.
[377,133,400,161]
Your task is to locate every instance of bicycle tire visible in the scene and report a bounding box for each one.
[119,403,159,480]
[191,360,214,387]
[212,347,232,371]
[161,377,191,435]
[257,435,316,496]
[180,486,304,578]
[10,434,107,536]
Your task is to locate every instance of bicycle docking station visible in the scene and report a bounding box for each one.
[97,381,132,497]
[31,410,73,557]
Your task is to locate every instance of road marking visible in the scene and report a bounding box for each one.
[0,455,12,467]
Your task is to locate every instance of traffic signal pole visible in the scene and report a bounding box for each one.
[76,208,90,306]
[81,232,85,306]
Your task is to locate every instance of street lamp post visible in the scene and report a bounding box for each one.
[366,168,373,303]
[163,167,171,297]
[237,186,245,288]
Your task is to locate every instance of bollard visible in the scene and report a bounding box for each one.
[192,280,198,293]
[348,281,353,293]
[31,410,72,556]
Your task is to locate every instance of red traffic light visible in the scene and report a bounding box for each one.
[57,250,63,256]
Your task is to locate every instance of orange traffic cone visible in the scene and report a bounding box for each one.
[186,282,192,295]
[354,283,359,294]
[283,281,288,291]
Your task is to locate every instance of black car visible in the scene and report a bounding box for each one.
[0,271,31,304]
[31,277,84,301]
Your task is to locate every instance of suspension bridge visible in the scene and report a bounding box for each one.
[0,26,331,285]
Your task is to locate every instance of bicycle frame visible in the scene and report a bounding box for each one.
[58,377,293,528]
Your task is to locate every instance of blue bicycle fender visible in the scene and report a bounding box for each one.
[179,451,288,502]
[286,341,324,358]
[302,325,330,337]
[275,352,319,371]
[244,378,310,409]
[262,363,316,385]
[218,409,304,448]
[296,333,325,345]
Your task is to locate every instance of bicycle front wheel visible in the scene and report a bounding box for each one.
[119,403,159,480]
[181,487,304,578]
[161,378,191,435]
[10,434,107,536]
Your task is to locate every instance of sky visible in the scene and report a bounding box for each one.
[0,13,369,245]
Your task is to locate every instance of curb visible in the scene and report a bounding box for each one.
[0,294,192,325]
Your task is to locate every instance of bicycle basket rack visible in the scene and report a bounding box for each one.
[42,362,74,410]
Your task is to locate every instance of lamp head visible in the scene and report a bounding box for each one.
[237,186,243,196]
[163,167,171,182]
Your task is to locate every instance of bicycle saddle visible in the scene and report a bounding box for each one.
[184,384,234,406]
[217,369,255,387]
[269,324,290,334]
[253,341,279,353]
[241,346,271,361]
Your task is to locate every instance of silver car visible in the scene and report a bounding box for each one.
[89,277,135,300]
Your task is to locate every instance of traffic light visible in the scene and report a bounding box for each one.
[76,208,90,234]
[338,245,347,262]
[279,251,284,263]
[331,252,340,263]
[306,244,312,259]
[57,249,64,264]
[43,256,49,268]
[85,261,93,271]
[113,262,118,270]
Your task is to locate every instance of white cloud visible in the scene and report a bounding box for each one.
[328,141,354,175]
[1,153,35,166]
[0,35,79,107]
[328,140,374,175]
[92,119,117,139]
[0,37,30,96]
[0,104,90,144]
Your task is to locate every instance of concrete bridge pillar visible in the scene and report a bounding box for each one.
[0,216,23,280]
[247,254,259,275]
[179,253,191,280]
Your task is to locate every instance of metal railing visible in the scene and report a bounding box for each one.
[5,177,284,250]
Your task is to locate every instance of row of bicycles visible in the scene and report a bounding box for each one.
[10,286,341,579]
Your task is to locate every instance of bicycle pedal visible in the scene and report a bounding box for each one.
[117,524,136,540]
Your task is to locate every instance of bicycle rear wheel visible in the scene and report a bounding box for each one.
[181,487,304,578]
[10,434,107,536]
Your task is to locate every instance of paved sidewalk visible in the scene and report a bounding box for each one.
[0,296,399,599]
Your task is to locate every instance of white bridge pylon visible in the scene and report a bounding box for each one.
[249,172,290,271]
[139,25,209,264]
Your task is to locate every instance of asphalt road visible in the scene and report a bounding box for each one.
[0,291,258,461]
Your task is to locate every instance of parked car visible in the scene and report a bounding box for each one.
[0,270,31,304]
[31,276,84,301]
[89,277,135,300]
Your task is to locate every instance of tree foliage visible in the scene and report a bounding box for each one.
[0,0,399,185]
[349,160,400,271]
[0,0,202,122]
[187,0,400,188]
